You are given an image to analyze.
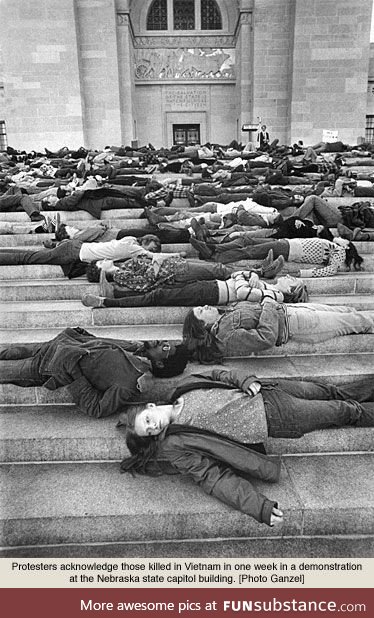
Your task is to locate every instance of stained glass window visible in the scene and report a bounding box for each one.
[147,0,168,30]
[201,0,222,29]
[174,0,195,30]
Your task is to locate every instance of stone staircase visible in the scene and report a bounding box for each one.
[1,197,374,558]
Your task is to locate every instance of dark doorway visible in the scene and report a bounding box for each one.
[173,124,200,146]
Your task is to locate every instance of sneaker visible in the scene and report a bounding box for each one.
[82,294,105,308]
[261,255,285,279]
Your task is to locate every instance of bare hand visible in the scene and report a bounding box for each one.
[270,507,284,527]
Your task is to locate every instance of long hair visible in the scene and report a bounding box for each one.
[182,309,224,364]
[55,223,69,242]
[282,279,309,303]
[119,406,162,475]
[345,242,364,271]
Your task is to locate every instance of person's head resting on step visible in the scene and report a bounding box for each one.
[141,341,190,379]
[332,237,364,272]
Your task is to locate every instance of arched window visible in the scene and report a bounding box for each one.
[174,0,195,30]
[146,0,223,32]
[201,0,222,30]
[147,0,168,31]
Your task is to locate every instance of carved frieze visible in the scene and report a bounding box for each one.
[134,48,235,80]
[164,87,208,110]
[134,36,236,49]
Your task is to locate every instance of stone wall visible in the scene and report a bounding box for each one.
[252,0,294,145]
[75,0,122,149]
[134,83,236,148]
[0,0,84,151]
[290,0,372,145]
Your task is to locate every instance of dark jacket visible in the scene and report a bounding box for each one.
[155,369,280,525]
[38,327,150,417]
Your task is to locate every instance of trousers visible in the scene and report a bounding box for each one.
[0,239,82,265]
[286,303,374,343]
[263,378,374,438]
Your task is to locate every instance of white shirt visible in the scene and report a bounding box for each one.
[79,236,147,262]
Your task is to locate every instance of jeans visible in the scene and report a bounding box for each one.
[0,239,82,265]
[286,304,374,343]
[293,195,342,227]
[109,280,219,307]
[0,187,38,218]
[175,260,231,282]
[213,238,290,264]
[263,378,374,438]
[0,342,46,386]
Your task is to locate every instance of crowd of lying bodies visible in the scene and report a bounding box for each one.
[1,139,374,527]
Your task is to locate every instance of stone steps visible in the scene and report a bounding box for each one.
[1,403,372,462]
[2,354,373,405]
[1,454,373,557]
[1,197,373,558]
[1,273,373,301]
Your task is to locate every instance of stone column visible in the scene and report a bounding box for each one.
[116,0,135,146]
[237,0,254,143]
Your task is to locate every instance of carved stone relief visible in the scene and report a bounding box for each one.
[134,36,236,48]
[239,12,252,25]
[134,48,235,80]
[117,13,129,26]
[164,87,208,110]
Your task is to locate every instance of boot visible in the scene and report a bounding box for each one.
[144,207,167,225]
[261,249,274,270]
[99,270,114,298]
[352,228,374,241]
[190,237,213,260]
[261,255,285,279]
[337,223,353,241]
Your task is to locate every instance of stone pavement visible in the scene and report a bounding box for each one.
[0,196,373,557]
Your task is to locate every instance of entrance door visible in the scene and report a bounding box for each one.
[173,124,200,146]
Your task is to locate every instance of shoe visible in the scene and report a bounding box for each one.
[190,218,206,241]
[261,249,274,270]
[55,212,61,235]
[30,212,45,222]
[144,207,166,225]
[352,228,373,241]
[43,239,56,249]
[99,269,114,298]
[337,223,353,241]
[187,191,196,208]
[261,255,285,279]
[190,237,213,260]
[82,294,105,308]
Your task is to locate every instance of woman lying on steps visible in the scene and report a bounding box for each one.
[118,369,374,527]
[182,300,374,361]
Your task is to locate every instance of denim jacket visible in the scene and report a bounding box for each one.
[212,301,286,356]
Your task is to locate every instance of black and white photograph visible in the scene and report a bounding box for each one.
[0,0,373,561]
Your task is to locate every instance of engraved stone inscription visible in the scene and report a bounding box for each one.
[164,87,208,110]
